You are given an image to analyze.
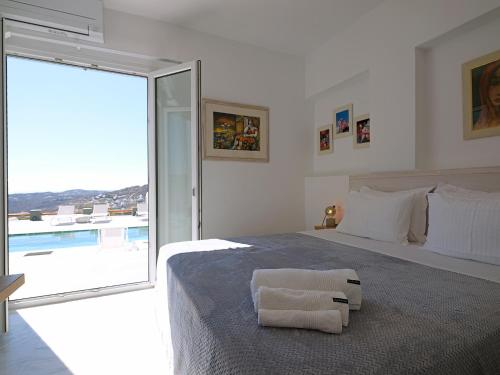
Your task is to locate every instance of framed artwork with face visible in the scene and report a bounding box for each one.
[463,50,500,140]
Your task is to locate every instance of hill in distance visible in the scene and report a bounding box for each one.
[8,185,148,214]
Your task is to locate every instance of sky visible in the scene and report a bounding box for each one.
[7,56,148,193]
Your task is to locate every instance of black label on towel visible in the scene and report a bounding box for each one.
[347,279,360,285]
[332,297,349,304]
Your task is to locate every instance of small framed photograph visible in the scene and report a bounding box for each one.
[463,50,500,140]
[334,104,353,138]
[317,125,333,155]
[353,114,370,149]
[203,99,269,161]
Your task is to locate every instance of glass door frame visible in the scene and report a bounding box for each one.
[0,23,201,308]
[4,54,152,307]
[1,18,8,330]
[147,61,202,282]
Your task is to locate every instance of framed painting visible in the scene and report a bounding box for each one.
[334,104,353,139]
[463,50,500,140]
[317,125,333,155]
[353,114,370,149]
[203,99,269,161]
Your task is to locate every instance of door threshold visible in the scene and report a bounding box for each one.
[10,282,154,309]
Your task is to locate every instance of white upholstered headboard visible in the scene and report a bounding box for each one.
[349,167,500,192]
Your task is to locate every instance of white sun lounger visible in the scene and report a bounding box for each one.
[98,227,127,249]
[50,205,75,226]
[91,203,111,223]
[136,202,148,221]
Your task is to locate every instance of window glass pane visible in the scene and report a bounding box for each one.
[156,70,192,247]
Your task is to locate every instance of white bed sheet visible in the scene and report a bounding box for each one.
[302,229,500,283]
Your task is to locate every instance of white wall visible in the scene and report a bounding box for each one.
[312,71,370,175]
[416,15,500,169]
[306,0,500,174]
[104,10,309,238]
[304,0,500,229]
[304,176,348,230]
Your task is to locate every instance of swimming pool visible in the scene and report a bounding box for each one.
[8,226,148,253]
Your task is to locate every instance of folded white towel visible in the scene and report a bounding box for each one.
[251,268,362,310]
[258,309,342,334]
[256,287,349,326]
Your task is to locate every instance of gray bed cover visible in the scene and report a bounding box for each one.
[165,233,500,375]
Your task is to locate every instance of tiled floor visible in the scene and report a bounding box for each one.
[0,289,170,375]
[10,245,149,299]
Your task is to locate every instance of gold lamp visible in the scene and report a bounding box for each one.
[322,205,337,227]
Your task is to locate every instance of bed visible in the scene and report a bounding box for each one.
[155,167,500,375]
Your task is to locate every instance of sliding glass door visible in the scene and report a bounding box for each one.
[148,62,201,280]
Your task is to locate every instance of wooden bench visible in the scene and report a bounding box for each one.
[0,274,25,333]
[0,274,24,302]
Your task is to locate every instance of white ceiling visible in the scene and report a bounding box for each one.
[103,0,384,56]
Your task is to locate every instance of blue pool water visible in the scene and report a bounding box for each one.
[9,227,148,253]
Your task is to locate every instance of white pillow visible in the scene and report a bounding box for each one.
[424,192,500,265]
[360,186,434,243]
[336,190,414,244]
[435,183,500,198]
